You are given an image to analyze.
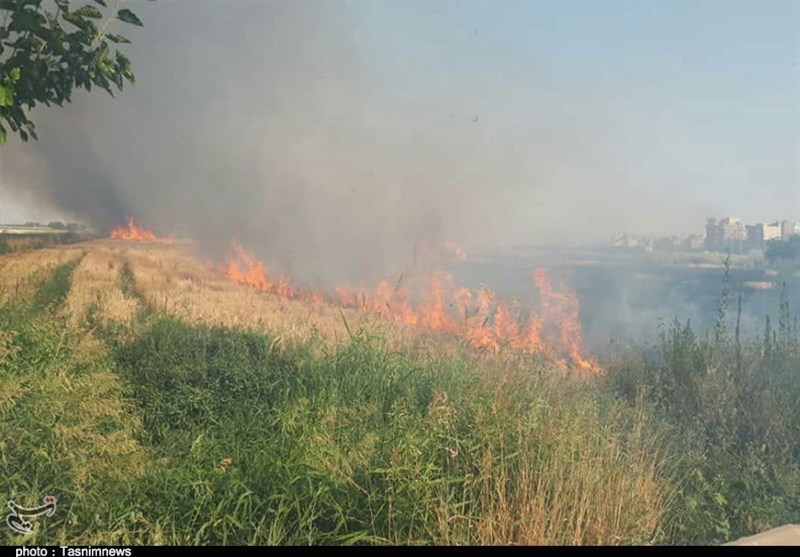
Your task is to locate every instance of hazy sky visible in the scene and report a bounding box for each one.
[345,0,800,228]
[1,0,798,254]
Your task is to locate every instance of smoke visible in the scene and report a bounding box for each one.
[1,1,711,286]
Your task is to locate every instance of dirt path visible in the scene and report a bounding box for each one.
[725,524,800,546]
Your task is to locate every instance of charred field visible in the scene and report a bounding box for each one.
[0,238,798,545]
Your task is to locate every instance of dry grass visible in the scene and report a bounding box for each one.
[1,242,674,545]
[112,240,460,354]
[0,246,85,305]
[123,241,352,342]
[411,361,667,545]
[8,240,568,362]
[4,240,459,354]
[47,342,149,490]
[1,290,148,522]
[63,243,141,327]
[471,391,665,545]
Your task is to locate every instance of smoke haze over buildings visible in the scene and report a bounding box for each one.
[1,1,798,285]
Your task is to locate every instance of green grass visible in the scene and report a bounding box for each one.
[106,315,669,545]
[2,260,797,545]
[606,278,800,543]
[0,265,669,545]
[31,261,78,312]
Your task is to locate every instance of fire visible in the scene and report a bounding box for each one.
[329,267,598,371]
[274,278,294,298]
[220,240,600,373]
[109,217,158,241]
[224,241,307,302]
[224,241,275,291]
[532,270,600,373]
[419,270,457,333]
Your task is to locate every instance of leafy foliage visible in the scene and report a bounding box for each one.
[0,0,148,144]
[607,264,800,544]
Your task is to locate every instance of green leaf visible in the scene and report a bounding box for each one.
[0,0,140,143]
[1,0,37,9]
[73,5,103,19]
[0,86,13,107]
[116,9,143,27]
[8,10,44,33]
[0,126,6,145]
[10,35,41,51]
[63,13,98,35]
[106,33,131,44]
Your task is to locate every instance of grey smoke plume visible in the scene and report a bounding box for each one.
[1,1,711,286]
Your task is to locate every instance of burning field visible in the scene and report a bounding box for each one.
[2,0,797,546]
[0,237,666,546]
[100,217,600,372]
[223,240,599,372]
[3,224,799,547]
[109,218,158,241]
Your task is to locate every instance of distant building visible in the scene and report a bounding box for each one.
[764,222,782,241]
[613,216,795,254]
[780,220,800,240]
[612,233,660,250]
[0,222,89,235]
[706,217,746,253]
[680,234,705,250]
[612,233,641,248]
[746,222,782,252]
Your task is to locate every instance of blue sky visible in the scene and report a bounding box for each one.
[344,0,800,228]
[1,0,798,245]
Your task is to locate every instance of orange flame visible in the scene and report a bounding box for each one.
[220,240,600,373]
[224,241,300,301]
[329,267,598,371]
[224,241,274,291]
[109,218,157,241]
[532,270,600,373]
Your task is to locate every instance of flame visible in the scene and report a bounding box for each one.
[532,269,600,373]
[109,218,158,241]
[494,300,521,348]
[220,240,600,373]
[419,270,457,333]
[274,277,294,298]
[224,241,275,291]
[330,267,598,371]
